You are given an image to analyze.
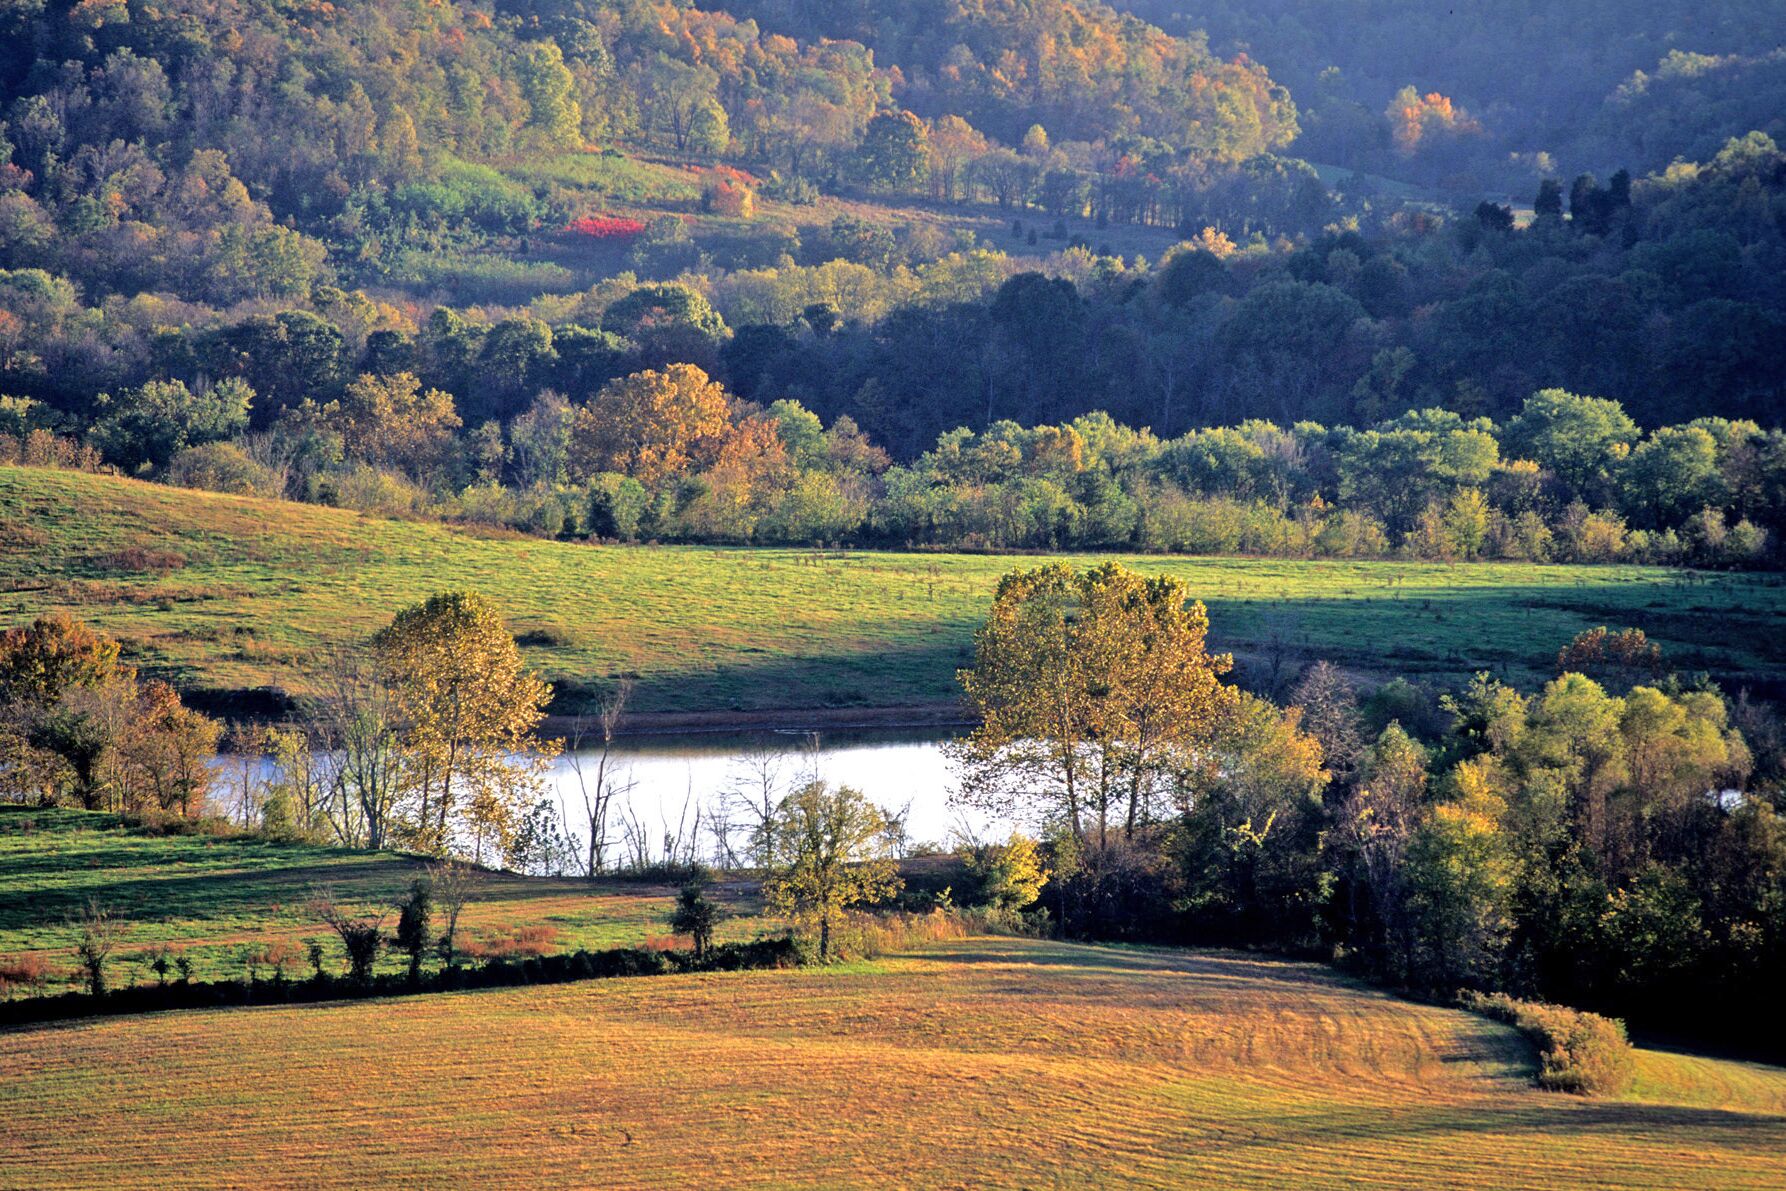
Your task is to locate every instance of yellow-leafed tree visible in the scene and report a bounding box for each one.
[372,592,557,861]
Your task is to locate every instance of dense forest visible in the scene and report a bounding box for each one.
[954,565,1786,1057]
[1121,0,1786,192]
[2,0,1783,563]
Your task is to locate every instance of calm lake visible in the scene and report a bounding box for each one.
[211,728,1001,861]
[547,729,997,857]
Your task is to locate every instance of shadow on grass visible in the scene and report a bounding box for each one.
[912,938,1353,990]
[1213,1097,1786,1155]
[545,630,983,717]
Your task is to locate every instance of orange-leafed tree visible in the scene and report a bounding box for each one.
[1386,86,1482,156]
[568,364,733,487]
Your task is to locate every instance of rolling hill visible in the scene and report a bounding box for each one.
[0,808,757,984]
[2,935,1783,1188]
[6,466,1786,719]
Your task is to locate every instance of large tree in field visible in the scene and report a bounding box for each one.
[951,562,1238,847]
[763,781,901,961]
[372,592,556,859]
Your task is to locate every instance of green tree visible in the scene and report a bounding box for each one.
[90,378,252,472]
[1503,389,1639,498]
[856,109,929,189]
[961,833,1050,915]
[670,882,722,960]
[951,563,1237,845]
[1620,426,1721,527]
[394,878,432,984]
[1403,776,1515,990]
[763,782,902,961]
[519,41,583,148]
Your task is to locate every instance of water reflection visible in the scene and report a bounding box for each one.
[208,728,1002,865]
[548,729,998,863]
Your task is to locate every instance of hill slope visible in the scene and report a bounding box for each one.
[0,809,748,984]
[6,466,1786,717]
[2,936,1783,1189]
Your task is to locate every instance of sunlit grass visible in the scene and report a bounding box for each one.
[5,465,1784,715]
[2,936,1781,1188]
[0,809,759,985]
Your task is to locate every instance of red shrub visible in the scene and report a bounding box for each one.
[567,215,647,241]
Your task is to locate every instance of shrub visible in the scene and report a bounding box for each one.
[0,953,53,999]
[1461,991,1635,1095]
[92,546,187,574]
[167,442,285,497]
[566,215,647,240]
[761,171,818,205]
[701,167,757,219]
[2,429,103,470]
[329,464,435,518]
[821,909,973,962]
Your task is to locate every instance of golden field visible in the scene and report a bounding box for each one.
[3,937,1783,1189]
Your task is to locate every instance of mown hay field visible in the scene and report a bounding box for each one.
[2,937,1783,1189]
[6,465,1786,715]
[0,810,758,985]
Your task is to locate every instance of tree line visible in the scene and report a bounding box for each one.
[0,594,553,865]
[11,364,1782,566]
[4,125,1782,563]
[951,561,1786,1055]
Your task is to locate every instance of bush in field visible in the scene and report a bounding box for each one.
[167,441,286,498]
[960,834,1049,919]
[73,900,121,996]
[669,883,722,959]
[1461,991,1635,1095]
[395,879,433,983]
[763,782,902,961]
[701,168,757,219]
[312,893,387,986]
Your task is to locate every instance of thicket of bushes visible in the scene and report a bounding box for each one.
[1460,991,1636,1096]
[0,938,799,1030]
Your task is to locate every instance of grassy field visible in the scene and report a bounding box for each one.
[2,935,1783,1188]
[0,809,760,986]
[6,465,1786,716]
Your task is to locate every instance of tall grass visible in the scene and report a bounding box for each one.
[1460,990,1637,1095]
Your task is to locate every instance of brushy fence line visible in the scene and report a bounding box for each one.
[820,906,1046,963]
[824,908,974,961]
[1460,990,1636,1095]
[0,938,799,1030]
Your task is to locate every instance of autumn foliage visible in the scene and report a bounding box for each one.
[1387,87,1483,155]
[566,215,648,240]
[700,167,757,219]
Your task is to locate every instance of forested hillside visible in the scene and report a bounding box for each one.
[1121,0,1786,192]
[2,0,1783,563]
